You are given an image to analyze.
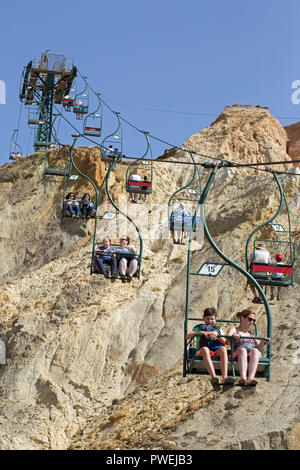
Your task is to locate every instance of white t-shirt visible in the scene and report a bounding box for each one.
[129,174,142,182]
[250,248,271,275]
[129,174,142,189]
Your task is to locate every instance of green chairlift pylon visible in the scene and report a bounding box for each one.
[245,170,295,289]
[183,162,272,382]
[125,131,153,199]
[100,112,123,163]
[19,52,77,152]
[168,151,202,243]
[83,93,103,137]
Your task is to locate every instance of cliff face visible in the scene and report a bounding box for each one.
[0,105,299,450]
[183,105,291,168]
[285,121,300,166]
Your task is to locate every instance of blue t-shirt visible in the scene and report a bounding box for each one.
[96,246,116,262]
[193,323,224,351]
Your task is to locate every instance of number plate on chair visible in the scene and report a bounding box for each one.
[271,224,285,232]
[102,211,116,220]
[197,262,224,276]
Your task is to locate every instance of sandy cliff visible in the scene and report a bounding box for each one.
[0,105,299,450]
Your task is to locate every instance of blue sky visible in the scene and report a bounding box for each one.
[1,0,300,166]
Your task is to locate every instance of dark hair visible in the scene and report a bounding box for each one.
[203,307,217,318]
[66,192,75,200]
[236,309,255,320]
[82,193,90,200]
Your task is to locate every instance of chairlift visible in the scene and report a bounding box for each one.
[62,87,75,112]
[73,78,89,120]
[125,132,153,198]
[245,171,295,288]
[9,130,23,160]
[83,93,103,137]
[168,152,202,241]
[101,112,123,163]
[184,163,272,382]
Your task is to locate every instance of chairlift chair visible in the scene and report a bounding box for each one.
[83,93,102,137]
[125,132,153,197]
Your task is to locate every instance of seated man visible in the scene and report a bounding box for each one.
[128,171,142,203]
[249,242,271,303]
[95,237,117,280]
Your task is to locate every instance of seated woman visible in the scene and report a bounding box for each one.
[227,309,270,386]
[81,193,94,220]
[65,192,80,219]
[95,237,117,279]
[116,235,138,282]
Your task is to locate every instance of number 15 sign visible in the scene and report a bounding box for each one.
[197,262,225,277]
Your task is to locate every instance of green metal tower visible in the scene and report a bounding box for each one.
[20,52,77,152]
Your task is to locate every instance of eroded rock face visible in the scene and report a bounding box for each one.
[0,106,299,450]
[184,105,291,167]
[285,121,300,169]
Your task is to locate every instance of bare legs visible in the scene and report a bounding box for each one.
[270,286,281,300]
[234,347,261,384]
[200,346,228,382]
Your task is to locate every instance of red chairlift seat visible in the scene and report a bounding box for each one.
[84,126,101,137]
[63,98,74,111]
[251,262,293,286]
[127,179,152,194]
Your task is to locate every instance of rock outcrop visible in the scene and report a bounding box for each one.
[183,105,292,169]
[285,121,300,167]
[0,105,299,450]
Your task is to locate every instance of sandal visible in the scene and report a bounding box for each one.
[224,376,236,386]
[210,377,219,386]
[238,378,247,386]
[252,297,263,304]
[247,379,258,386]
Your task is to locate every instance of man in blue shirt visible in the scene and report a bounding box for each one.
[95,237,117,279]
